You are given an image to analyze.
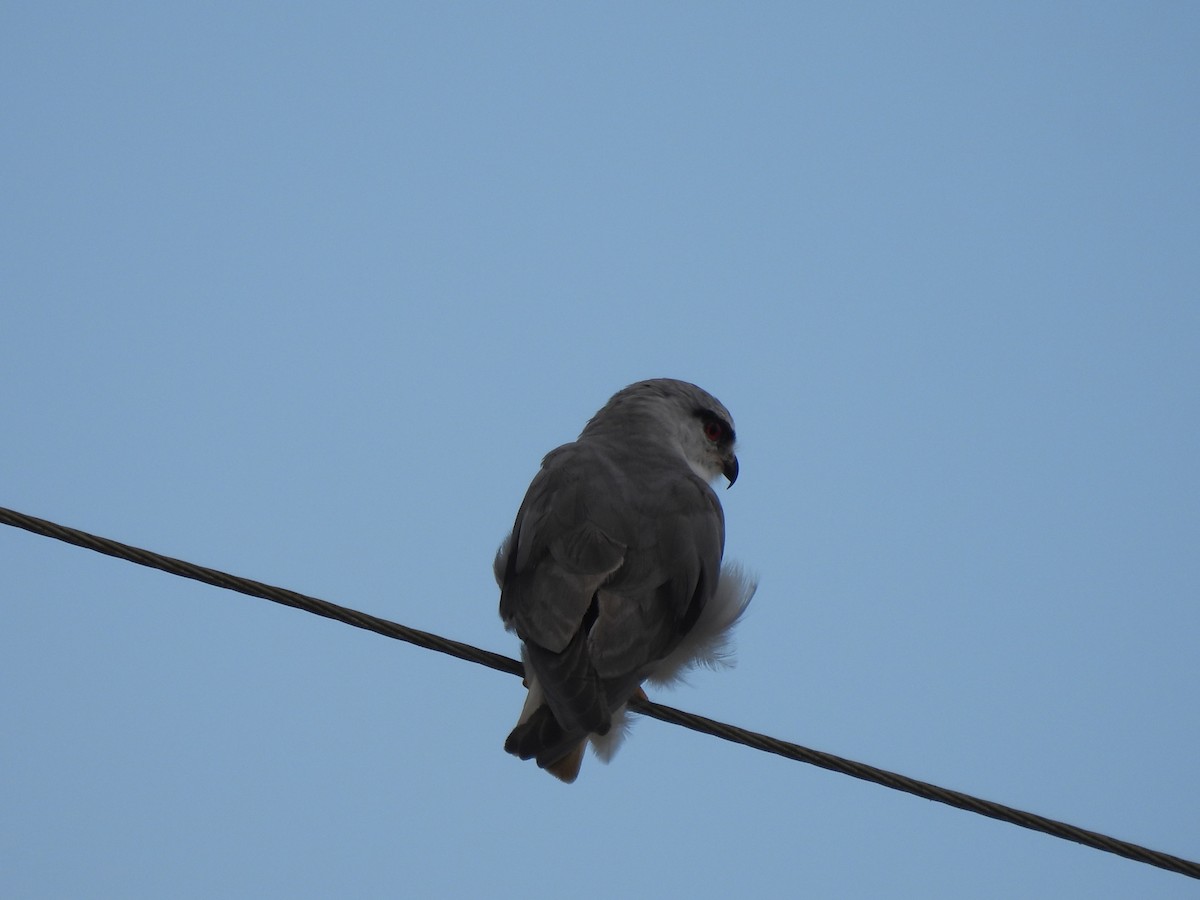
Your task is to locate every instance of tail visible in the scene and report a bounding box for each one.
[504,703,588,783]
[503,665,592,783]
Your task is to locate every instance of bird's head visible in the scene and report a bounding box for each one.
[585,378,739,488]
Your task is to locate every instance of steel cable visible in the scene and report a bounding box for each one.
[2,505,1196,881]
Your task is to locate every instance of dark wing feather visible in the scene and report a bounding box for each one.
[499,443,629,653]
[586,474,725,679]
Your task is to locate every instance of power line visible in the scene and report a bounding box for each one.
[2,504,1197,882]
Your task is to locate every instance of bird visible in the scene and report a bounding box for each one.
[494,378,755,782]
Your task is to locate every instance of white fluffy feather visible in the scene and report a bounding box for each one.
[645,560,757,687]
[587,705,634,762]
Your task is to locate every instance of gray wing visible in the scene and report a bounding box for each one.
[499,441,636,738]
[499,442,631,653]
[500,439,724,682]
[586,473,725,679]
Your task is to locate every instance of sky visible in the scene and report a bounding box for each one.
[2,3,1198,897]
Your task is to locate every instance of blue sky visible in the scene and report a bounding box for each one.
[3,3,1198,897]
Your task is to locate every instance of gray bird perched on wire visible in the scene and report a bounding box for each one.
[494,378,756,782]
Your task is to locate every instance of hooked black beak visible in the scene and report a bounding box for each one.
[723,455,739,488]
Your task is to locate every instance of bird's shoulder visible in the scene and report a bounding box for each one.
[515,439,721,568]
[507,440,626,574]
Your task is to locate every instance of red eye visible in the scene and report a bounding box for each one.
[704,420,724,442]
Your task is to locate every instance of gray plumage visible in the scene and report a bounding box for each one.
[495,378,754,782]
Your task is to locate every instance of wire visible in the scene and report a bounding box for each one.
[2,504,1197,881]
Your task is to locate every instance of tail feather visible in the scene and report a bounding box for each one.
[505,704,589,782]
[504,704,566,760]
[544,742,586,783]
